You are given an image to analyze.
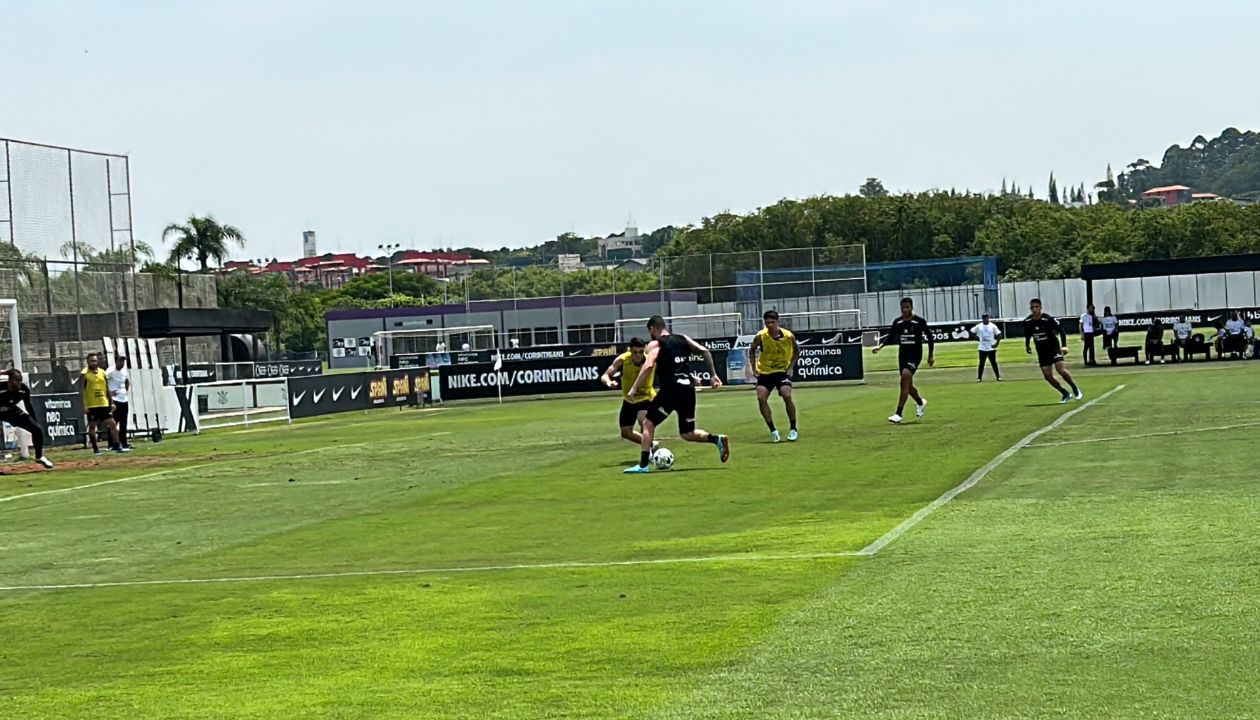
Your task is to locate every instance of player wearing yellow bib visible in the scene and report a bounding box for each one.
[601,337,658,446]
[81,352,124,456]
[747,310,799,442]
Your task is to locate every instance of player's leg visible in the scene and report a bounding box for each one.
[891,366,916,423]
[627,398,668,472]
[977,351,986,381]
[114,401,130,449]
[780,382,798,440]
[619,402,642,444]
[1055,360,1082,399]
[988,350,1002,380]
[86,417,101,454]
[105,416,125,452]
[1040,363,1069,399]
[14,414,51,468]
[755,382,778,442]
[677,388,729,463]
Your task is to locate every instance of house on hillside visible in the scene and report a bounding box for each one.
[598,224,641,260]
[1141,185,1193,207]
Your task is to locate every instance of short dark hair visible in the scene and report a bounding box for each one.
[899,297,913,306]
[763,310,779,321]
[1030,298,1042,305]
[647,315,666,330]
[86,352,99,360]
[628,337,646,349]
[6,368,20,381]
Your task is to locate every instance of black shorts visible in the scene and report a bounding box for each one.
[1036,346,1064,368]
[756,372,792,391]
[898,350,922,374]
[646,385,698,435]
[86,406,111,423]
[618,399,650,429]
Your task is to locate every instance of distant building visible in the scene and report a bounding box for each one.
[1191,192,1223,202]
[1141,185,1193,207]
[302,230,318,258]
[598,224,641,260]
[557,254,585,272]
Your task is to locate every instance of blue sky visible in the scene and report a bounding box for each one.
[5,0,1259,262]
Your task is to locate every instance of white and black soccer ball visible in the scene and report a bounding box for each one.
[651,447,675,471]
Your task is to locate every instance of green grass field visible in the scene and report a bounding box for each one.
[3,355,1259,718]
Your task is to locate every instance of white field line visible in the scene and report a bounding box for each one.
[0,386,1126,592]
[0,551,863,592]
[240,480,346,487]
[1026,420,1260,448]
[854,384,1126,557]
[0,443,368,507]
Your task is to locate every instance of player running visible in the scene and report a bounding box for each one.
[623,316,730,473]
[601,337,658,447]
[872,297,934,424]
[0,369,54,469]
[748,310,799,442]
[1024,298,1083,404]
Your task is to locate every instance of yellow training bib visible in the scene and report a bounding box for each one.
[754,327,795,375]
[81,367,110,409]
[619,351,656,403]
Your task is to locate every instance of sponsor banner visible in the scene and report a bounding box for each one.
[165,363,216,385]
[250,360,323,379]
[439,356,609,401]
[793,344,864,382]
[288,369,430,419]
[392,350,491,369]
[30,392,85,447]
[1110,307,1260,329]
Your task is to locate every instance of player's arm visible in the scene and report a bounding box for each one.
[872,325,894,353]
[923,318,936,366]
[748,334,762,370]
[601,356,623,390]
[993,324,1002,347]
[787,335,799,374]
[1024,319,1034,354]
[20,386,35,417]
[683,335,721,390]
[1056,316,1068,348]
[627,344,658,398]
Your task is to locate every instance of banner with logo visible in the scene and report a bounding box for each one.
[248,360,323,379]
[287,368,430,419]
[439,356,610,401]
[29,392,86,447]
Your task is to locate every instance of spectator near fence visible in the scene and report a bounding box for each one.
[1171,316,1193,362]
[1145,319,1166,365]
[1100,307,1119,350]
[1079,305,1099,366]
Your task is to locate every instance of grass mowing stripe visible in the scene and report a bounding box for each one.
[0,550,864,592]
[855,383,1125,557]
[1026,419,1260,447]
[0,443,368,507]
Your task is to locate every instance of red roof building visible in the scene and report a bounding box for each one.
[1141,185,1193,207]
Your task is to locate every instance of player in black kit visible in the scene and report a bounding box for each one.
[624,315,730,473]
[0,369,55,469]
[871,297,935,424]
[1024,298,1082,404]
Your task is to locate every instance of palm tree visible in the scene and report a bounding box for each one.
[163,215,246,272]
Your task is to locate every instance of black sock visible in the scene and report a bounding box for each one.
[790,422,797,431]
[1068,381,1079,393]
[896,404,905,415]
[639,451,650,468]
[707,434,722,445]
[766,420,776,432]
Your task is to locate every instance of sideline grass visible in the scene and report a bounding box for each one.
[2,362,1256,718]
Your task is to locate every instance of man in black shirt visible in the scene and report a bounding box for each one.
[871,297,934,424]
[0,369,54,469]
[1024,298,1082,404]
[624,315,730,473]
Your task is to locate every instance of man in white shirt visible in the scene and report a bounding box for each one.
[1100,307,1120,354]
[1245,318,1256,359]
[106,355,132,450]
[970,313,1002,382]
[1171,316,1193,362]
[1224,310,1246,358]
[1079,304,1098,366]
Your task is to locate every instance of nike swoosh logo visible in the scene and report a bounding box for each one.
[846,335,861,343]
[332,388,344,401]
[314,389,326,403]
[822,333,842,345]
[350,386,362,399]
[568,350,582,356]
[293,391,306,406]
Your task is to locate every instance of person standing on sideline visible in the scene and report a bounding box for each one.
[1079,304,1099,366]
[970,313,1002,382]
[1171,315,1193,362]
[1100,307,1120,355]
[81,353,126,455]
[748,310,799,442]
[106,355,132,450]
[872,297,934,424]
[0,369,54,469]
[1144,319,1167,365]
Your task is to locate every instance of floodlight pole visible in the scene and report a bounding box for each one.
[379,243,400,305]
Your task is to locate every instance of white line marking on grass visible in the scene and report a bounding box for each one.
[0,551,864,592]
[428,431,452,437]
[855,384,1126,557]
[240,480,346,487]
[1026,420,1260,448]
[0,443,368,508]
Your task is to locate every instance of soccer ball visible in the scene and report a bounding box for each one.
[651,447,675,471]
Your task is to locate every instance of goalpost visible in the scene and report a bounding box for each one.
[614,313,743,342]
[0,299,31,458]
[777,309,864,332]
[373,324,498,368]
[188,377,290,433]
